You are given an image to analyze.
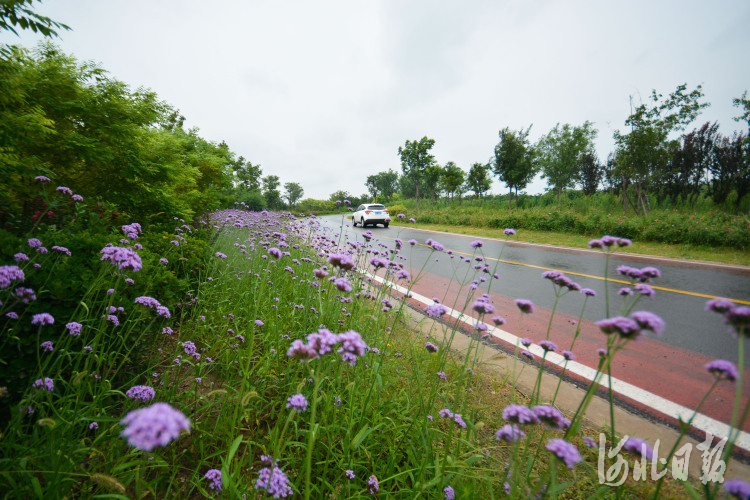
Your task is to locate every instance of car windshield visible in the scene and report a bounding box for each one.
[367,205,386,210]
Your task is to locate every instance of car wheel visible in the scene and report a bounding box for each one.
[383,223,389,228]
[353,219,357,227]
[361,218,366,227]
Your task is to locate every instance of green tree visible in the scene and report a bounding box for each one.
[365,174,380,199]
[465,162,492,200]
[440,162,466,202]
[283,182,304,208]
[370,169,399,202]
[578,152,603,196]
[233,157,262,192]
[262,175,282,209]
[492,127,536,209]
[0,0,70,38]
[613,84,709,215]
[398,136,436,213]
[536,122,597,203]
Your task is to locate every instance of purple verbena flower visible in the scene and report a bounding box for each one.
[623,437,654,460]
[539,340,557,352]
[31,313,54,326]
[495,424,526,442]
[367,475,379,494]
[425,342,439,353]
[286,393,308,413]
[125,385,155,403]
[546,438,583,469]
[119,402,190,452]
[630,311,665,336]
[100,246,143,272]
[444,485,455,500]
[515,299,534,314]
[706,359,739,382]
[33,377,54,392]
[204,469,222,492]
[504,228,516,236]
[40,341,54,352]
[725,479,750,499]
[596,316,640,338]
[502,404,540,425]
[345,469,355,479]
[706,298,735,314]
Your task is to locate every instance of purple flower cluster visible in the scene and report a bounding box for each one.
[542,270,581,291]
[472,295,495,315]
[425,238,445,251]
[0,265,25,289]
[725,479,750,499]
[367,474,379,494]
[255,456,293,498]
[426,303,448,318]
[425,342,439,353]
[33,377,54,393]
[100,246,143,272]
[532,405,570,430]
[119,402,190,452]
[515,299,534,314]
[125,385,156,403]
[287,329,369,366]
[588,235,631,250]
[286,393,309,413]
[597,311,665,339]
[705,359,739,382]
[502,404,540,425]
[31,312,54,326]
[546,438,583,469]
[623,436,654,460]
[495,424,525,442]
[204,469,222,492]
[327,252,355,271]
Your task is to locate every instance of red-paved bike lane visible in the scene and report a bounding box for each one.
[398,268,750,433]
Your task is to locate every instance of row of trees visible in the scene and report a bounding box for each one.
[1,44,306,226]
[388,84,749,214]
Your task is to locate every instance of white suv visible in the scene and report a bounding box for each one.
[352,203,390,228]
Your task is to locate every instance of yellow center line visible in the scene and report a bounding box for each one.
[372,233,750,306]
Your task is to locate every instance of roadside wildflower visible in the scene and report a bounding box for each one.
[125,385,155,403]
[504,228,516,236]
[426,303,448,317]
[706,298,734,314]
[345,470,355,479]
[502,404,540,425]
[135,296,161,308]
[725,479,750,499]
[35,175,51,182]
[705,360,738,382]
[727,306,750,333]
[492,315,506,326]
[89,422,98,430]
[596,316,640,338]
[286,394,308,413]
[66,322,83,336]
[268,247,282,259]
[367,475,379,494]
[214,252,227,259]
[546,438,583,469]
[72,194,83,201]
[327,252,355,270]
[533,405,568,430]
[255,319,264,326]
[583,436,598,448]
[334,277,352,292]
[437,371,447,381]
[56,186,73,195]
[14,253,28,262]
[33,377,54,393]
[51,245,71,256]
[562,350,576,361]
[521,338,532,347]
[495,424,526,442]
[120,402,190,452]
[472,298,495,315]
[515,299,534,314]
[255,457,293,498]
[630,311,665,336]
[28,238,42,248]
[204,469,222,492]
[31,313,54,326]
[6,312,18,319]
[409,218,416,223]
[425,342,439,353]
[40,341,54,352]
[521,350,535,361]
[539,340,557,352]
[623,437,654,460]
[337,330,368,366]
[581,288,597,297]
[100,246,142,272]
[444,486,455,500]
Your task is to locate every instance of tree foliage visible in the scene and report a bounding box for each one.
[366,169,399,202]
[262,175,282,209]
[578,152,603,196]
[613,84,709,215]
[536,122,597,202]
[0,43,238,227]
[465,162,492,199]
[283,182,304,207]
[0,0,70,39]
[398,137,435,213]
[493,127,536,209]
[440,162,465,202]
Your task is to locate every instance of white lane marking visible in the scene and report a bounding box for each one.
[367,272,750,453]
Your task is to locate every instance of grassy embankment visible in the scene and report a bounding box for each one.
[2,207,743,498]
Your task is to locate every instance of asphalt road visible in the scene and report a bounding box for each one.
[317,214,750,430]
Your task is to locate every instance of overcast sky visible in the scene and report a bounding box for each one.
[9,0,750,199]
